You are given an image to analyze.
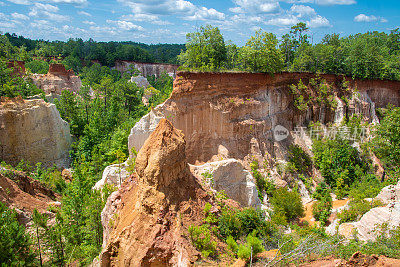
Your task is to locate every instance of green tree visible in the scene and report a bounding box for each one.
[371,106,400,171]
[178,25,227,71]
[270,188,304,222]
[0,202,36,266]
[238,30,284,73]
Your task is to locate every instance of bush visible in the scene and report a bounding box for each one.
[217,207,275,240]
[188,224,217,258]
[270,188,304,222]
[26,60,49,74]
[313,138,370,195]
[237,232,265,260]
[226,236,238,255]
[338,199,383,223]
[0,202,35,265]
[312,183,332,225]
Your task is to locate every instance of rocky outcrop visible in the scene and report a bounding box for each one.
[93,162,130,191]
[98,119,211,266]
[114,60,179,78]
[128,72,400,166]
[130,75,157,105]
[337,180,400,241]
[0,168,58,225]
[30,63,82,95]
[190,159,261,207]
[0,97,72,168]
[130,75,151,88]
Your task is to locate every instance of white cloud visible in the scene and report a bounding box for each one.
[121,13,172,25]
[11,12,29,20]
[29,3,69,22]
[0,21,16,28]
[0,2,6,6]
[30,3,59,14]
[290,5,316,17]
[119,0,226,22]
[285,0,355,4]
[106,19,144,31]
[354,14,386,23]
[307,14,330,27]
[230,0,280,14]
[267,15,299,26]
[83,20,95,25]
[49,0,87,3]
[77,11,91,16]
[314,0,355,5]
[185,7,225,21]
[6,0,30,4]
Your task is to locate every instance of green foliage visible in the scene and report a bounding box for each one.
[371,106,400,171]
[290,76,338,112]
[313,138,371,193]
[0,202,35,266]
[348,174,387,200]
[237,231,265,260]
[217,207,275,240]
[226,236,238,255]
[188,224,217,258]
[25,60,49,74]
[178,25,226,71]
[270,188,304,223]
[238,30,284,73]
[250,160,275,201]
[312,183,333,225]
[337,199,383,223]
[287,144,312,174]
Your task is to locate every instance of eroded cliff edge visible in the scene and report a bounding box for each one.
[129,71,400,166]
[0,97,72,168]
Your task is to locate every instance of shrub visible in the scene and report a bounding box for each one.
[338,199,383,223]
[312,183,332,225]
[270,188,304,222]
[237,232,265,260]
[313,138,370,195]
[188,224,217,258]
[0,202,35,265]
[26,60,49,74]
[226,236,238,255]
[312,183,333,225]
[218,207,275,240]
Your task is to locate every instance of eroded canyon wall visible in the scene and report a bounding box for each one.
[114,60,179,78]
[30,64,82,95]
[0,97,72,168]
[129,72,400,165]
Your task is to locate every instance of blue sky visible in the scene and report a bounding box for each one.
[0,0,399,44]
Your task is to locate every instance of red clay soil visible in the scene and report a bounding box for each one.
[0,169,58,224]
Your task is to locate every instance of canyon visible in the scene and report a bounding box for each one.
[128,72,400,168]
[113,60,179,78]
[0,96,72,168]
[30,63,82,96]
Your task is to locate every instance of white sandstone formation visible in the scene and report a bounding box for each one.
[0,97,72,168]
[127,104,165,158]
[337,180,400,241]
[190,159,261,207]
[93,162,130,191]
[130,75,150,88]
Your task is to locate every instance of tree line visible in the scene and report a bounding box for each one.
[4,32,185,67]
[178,24,400,81]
